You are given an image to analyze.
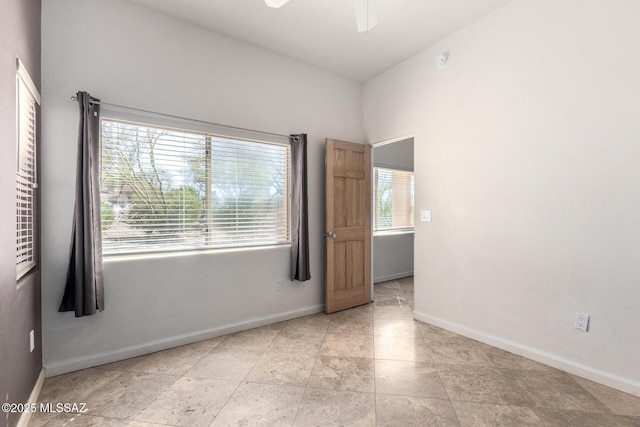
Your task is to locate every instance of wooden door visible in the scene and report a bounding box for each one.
[325,139,371,313]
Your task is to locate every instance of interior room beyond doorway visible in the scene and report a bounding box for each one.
[371,137,414,304]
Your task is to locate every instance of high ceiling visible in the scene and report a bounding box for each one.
[124,0,512,82]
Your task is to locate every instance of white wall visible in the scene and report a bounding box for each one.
[364,0,640,395]
[373,138,414,283]
[41,0,363,374]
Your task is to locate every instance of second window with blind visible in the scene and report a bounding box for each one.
[373,167,414,234]
[16,60,40,280]
[100,118,290,256]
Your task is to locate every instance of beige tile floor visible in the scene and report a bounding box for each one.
[30,277,640,426]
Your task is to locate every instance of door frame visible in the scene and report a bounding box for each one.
[369,133,415,298]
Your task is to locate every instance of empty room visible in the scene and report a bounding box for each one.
[2,0,640,426]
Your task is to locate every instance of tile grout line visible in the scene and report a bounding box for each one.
[290,327,328,427]
[416,302,465,427]
[372,301,378,426]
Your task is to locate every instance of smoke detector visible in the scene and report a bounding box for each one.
[436,51,450,69]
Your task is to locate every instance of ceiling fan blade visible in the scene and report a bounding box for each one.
[355,0,378,32]
[264,0,290,8]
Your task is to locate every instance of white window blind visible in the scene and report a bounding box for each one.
[16,60,40,280]
[100,119,290,255]
[373,167,414,233]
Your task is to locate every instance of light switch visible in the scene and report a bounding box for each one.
[420,210,432,222]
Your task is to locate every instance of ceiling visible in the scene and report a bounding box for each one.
[124,0,512,82]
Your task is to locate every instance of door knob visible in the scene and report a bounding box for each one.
[324,231,336,238]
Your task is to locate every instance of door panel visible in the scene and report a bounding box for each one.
[325,139,371,314]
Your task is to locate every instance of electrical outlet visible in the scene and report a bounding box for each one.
[276,280,283,292]
[420,210,432,222]
[29,330,35,352]
[575,312,589,332]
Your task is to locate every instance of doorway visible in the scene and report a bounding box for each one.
[371,136,414,307]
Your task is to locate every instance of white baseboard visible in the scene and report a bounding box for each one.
[374,271,413,284]
[413,310,640,398]
[45,304,324,377]
[16,368,45,427]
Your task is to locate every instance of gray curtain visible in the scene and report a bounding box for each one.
[59,91,104,316]
[290,134,311,281]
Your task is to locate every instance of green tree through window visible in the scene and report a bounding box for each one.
[100,119,290,255]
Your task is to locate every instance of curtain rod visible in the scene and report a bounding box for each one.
[70,95,291,139]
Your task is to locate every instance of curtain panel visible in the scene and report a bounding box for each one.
[59,91,104,316]
[290,134,311,281]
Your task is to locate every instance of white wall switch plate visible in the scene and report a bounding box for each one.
[575,312,589,331]
[420,210,432,222]
[29,330,35,352]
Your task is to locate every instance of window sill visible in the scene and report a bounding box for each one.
[373,230,415,237]
[103,243,291,263]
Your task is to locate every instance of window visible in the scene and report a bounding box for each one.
[16,60,40,280]
[100,119,290,255]
[373,167,414,233]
